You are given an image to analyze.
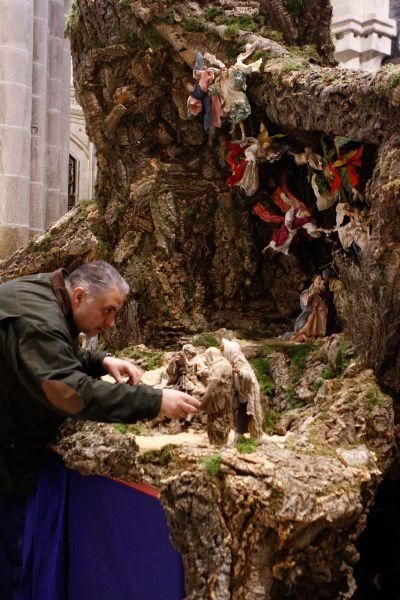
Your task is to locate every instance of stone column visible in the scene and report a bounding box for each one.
[331,0,396,70]
[45,0,62,226]
[30,0,49,237]
[0,0,33,258]
[59,1,71,216]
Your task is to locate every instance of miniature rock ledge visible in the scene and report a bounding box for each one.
[53,365,394,599]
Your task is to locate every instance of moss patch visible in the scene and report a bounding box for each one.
[27,232,52,252]
[365,388,385,412]
[201,453,222,477]
[192,333,219,348]
[138,27,165,50]
[289,344,315,380]
[375,64,400,97]
[334,341,352,375]
[140,444,176,466]
[313,379,324,392]
[115,346,164,370]
[204,7,224,20]
[184,17,207,32]
[249,357,275,397]
[65,0,79,37]
[263,409,280,434]
[261,27,285,44]
[235,437,259,454]
[320,368,333,380]
[114,422,151,436]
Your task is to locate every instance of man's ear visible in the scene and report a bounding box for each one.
[70,286,86,307]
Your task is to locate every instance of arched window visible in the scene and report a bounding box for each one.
[68,155,77,210]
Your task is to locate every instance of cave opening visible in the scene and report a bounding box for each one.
[221,113,379,340]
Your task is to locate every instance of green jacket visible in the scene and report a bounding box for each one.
[0,269,162,494]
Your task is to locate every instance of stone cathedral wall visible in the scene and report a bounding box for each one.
[0,0,71,259]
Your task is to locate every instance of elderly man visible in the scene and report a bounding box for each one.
[0,260,200,595]
[0,260,199,495]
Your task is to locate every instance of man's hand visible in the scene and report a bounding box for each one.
[160,389,201,419]
[102,356,143,385]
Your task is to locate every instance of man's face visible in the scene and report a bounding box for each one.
[70,286,126,337]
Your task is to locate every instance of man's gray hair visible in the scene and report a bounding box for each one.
[66,260,129,297]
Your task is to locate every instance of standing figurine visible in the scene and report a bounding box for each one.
[202,347,233,446]
[291,275,328,342]
[165,351,188,392]
[221,339,263,441]
[181,344,209,398]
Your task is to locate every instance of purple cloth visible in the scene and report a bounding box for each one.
[0,492,25,598]
[0,452,185,600]
[67,470,185,599]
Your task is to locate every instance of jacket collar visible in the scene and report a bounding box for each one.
[50,268,79,337]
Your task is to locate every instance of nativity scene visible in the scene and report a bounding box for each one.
[1,0,400,599]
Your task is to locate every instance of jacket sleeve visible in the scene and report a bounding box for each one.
[76,348,109,378]
[11,319,162,423]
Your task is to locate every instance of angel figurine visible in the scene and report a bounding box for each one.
[187,45,262,139]
[253,183,320,255]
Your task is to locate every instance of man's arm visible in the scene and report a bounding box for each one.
[76,347,110,378]
[10,320,199,423]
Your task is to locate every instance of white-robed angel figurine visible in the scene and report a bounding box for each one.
[206,44,262,140]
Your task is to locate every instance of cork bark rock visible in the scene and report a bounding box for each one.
[1,0,399,390]
[1,2,400,595]
[65,0,400,390]
[54,354,394,599]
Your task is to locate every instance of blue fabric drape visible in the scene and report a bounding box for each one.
[17,452,68,600]
[0,452,185,600]
[0,492,25,598]
[67,470,185,600]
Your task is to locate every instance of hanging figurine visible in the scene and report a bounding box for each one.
[186,52,220,131]
[253,183,321,255]
[186,45,262,139]
[292,138,364,211]
[226,124,287,197]
[331,203,370,260]
[209,45,262,140]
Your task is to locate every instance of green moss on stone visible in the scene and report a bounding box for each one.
[184,17,207,32]
[334,341,351,374]
[114,422,151,435]
[140,444,177,466]
[365,388,385,411]
[204,7,224,19]
[313,379,324,392]
[249,357,275,397]
[164,7,175,24]
[261,26,285,44]
[115,346,164,370]
[236,437,259,454]
[263,409,280,433]
[139,27,165,50]
[201,453,222,477]
[320,368,333,380]
[192,333,219,348]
